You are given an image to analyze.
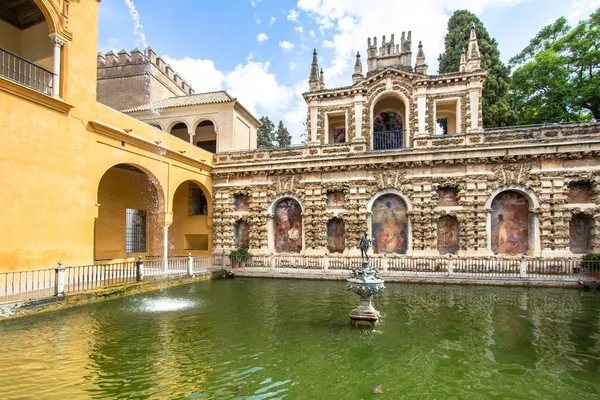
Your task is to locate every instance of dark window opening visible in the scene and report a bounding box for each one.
[189,184,208,215]
[126,208,146,253]
[197,140,217,153]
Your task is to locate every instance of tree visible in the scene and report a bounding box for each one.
[438,10,516,128]
[508,9,600,124]
[275,120,292,148]
[257,116,275,148]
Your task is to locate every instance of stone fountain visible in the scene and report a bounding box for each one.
[348,232,385,326]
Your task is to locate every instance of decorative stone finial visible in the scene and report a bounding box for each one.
[459,47,467,72]
[319,68,325,89]
[309,49,320,91]
[466,22,481,71]
[414,40,427,74]
[352,51,364,84]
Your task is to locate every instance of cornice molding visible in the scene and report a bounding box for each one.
[0,77,74,114]
[88,119,213,171]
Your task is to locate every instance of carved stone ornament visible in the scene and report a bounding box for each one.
[492,164,532,186]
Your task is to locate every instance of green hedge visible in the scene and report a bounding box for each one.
[582,253,600,270]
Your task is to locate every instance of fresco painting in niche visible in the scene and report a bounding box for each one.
[327,218,345,253]
[491,191,529,255]
[274,199,302,253]
[235,194,250,211]
[568,182,592,203]
[327,191,345,209]
[437,216,458,254]
[438,187,458,207]
[234,220,249,249]
[371,194,407,254]
[570,214,592,254]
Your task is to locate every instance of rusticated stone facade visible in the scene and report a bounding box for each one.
[212,122,600,259]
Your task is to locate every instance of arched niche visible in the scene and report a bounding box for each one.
[489,190,532,255]
[437,216,459,255]
[269,196,304,253]
[95,163,166,261]
[570,213,593,254]
[369,192,409,254]
[170,180,211,255]
[327,218,345,253]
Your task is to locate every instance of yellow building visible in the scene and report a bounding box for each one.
[0,0,217,271]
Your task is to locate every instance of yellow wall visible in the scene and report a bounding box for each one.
[0,20,21,53]
[170,182,212,256]
[0,0,213,271]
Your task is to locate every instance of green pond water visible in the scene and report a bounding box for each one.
[1,279,599,399]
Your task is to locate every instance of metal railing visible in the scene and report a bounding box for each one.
[0,255,222,306]
[0,48,54,95]
[373,130,404,150]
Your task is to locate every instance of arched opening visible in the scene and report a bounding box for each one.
[371,194,408,254]
[568,181,593,203]
[235,220,250,249]
[170,181,211,255]
[437,216,459,255]
[372,93,406,150]
[194,120,217,153]
[0,0,57,95]
[273,198,303,253]
[327,218,345,253]
[435,99,459,134]
[170,122,190,143]
[147,122,162,130]
[490,191,530,255]
[570,213,593,254]
[95,164,165,261]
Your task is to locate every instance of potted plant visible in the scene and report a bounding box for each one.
[230,248,250,269]
[582,253,600,279]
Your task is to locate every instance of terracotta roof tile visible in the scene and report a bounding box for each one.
[122,90,234,112]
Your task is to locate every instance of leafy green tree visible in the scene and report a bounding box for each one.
[509,9,600,123]
[438,10,516,128]
[275,120,292,148]
[257,116,275,148]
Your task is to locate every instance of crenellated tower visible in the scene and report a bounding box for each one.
[97,46,194,111]
[366,31,413,73]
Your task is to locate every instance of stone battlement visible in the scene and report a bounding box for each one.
[97,47,194,95]
[367,32,413,72]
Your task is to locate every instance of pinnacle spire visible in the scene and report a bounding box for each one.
[309,49,320,91]
[352,51,364,84]
[414,41,427,74]
[466,22,481,71]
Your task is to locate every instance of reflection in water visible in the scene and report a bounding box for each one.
[0,281,599,399]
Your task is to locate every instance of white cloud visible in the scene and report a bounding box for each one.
[162,56,224,93]
[160,56,304,144]
[297,0,531,88]
[270,16,276,25]
[566,0,600,22]
[257,33,269,43]
[288,62,297,70]
[279,41,295,50]
[287,9,300,21]
[295,26,304,33]
[309,30,316,38]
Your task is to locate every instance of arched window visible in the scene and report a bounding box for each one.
[371,194,408,254]
[273,198,302,253]
[437,216,458,255]
[490,191,530,255]
[327,218,345,253]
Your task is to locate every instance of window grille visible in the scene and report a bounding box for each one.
[189,184,208,215]
[126,208,147,253]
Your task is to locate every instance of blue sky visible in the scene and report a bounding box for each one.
[98,0,600,144]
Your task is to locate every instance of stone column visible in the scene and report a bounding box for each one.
[188,127,194,144]
[467,78,484,132]
[353,94,365,142]
[415,87,428,136]
[309,101,319,145]
[49,33,67,99]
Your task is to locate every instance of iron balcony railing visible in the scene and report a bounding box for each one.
[0,47,54,96]
[373,130,404,150]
